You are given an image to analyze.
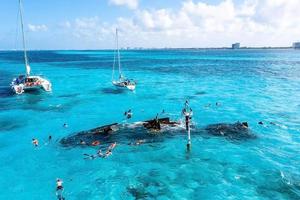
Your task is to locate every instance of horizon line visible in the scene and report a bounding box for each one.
[0,46,296,51]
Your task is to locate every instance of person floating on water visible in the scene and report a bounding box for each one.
[91,140,100,146]
[124,109,133,119]
[130,139,146,146]
[204,103,211,108]
[32,138,39,147]
[97,149,104,157]
[105,142,117,158]
[80,139,86,145]
[84,149,104,159]
[48,135,52,142]
[83,153,98,160]
[63,123,68,128]
[83,142,117,159]
[56,178,65,200]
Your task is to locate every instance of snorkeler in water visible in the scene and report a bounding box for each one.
[97,149,104,157]
[91,140,100,146]
[79,139,86,145]
[56,179,63,191]
[108,142,117,151]
[84,149,105,159]
[83,143,117,160]
[56,178,65,200]
[63,123,68,128]
[83,148,106,160]
[83,153,98,160]
[124,109,133,119]
[32,138,39,147]
[104,142,117,158]
[204,103,211,108]
[129,139,146,146]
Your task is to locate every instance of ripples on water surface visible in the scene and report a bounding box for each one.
[1,49,300,199]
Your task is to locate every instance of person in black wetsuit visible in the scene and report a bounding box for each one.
[124,109,133,119]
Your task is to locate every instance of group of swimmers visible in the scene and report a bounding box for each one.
[31,123,69,147]
[83,142,117,160]
[32,105,186,199]
[32,135,52,147]
[31,138,65,199]
[204,102,222,108]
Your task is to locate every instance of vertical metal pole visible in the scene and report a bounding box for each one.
[183,100,192,151]
[116,29,121,77]
[186,115,191,151]
[19,0,30,76]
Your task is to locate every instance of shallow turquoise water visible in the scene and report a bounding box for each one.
[1,49,300,199]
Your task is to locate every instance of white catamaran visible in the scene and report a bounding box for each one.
[112,29,136,91]
[11,0,52,95]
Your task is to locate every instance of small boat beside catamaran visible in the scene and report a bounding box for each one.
[11,0,52,95]
[111,29,136,91]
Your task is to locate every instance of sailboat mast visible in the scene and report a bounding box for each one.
[19,0,30,76]
[116,29,122,76]
[112,34,116,82]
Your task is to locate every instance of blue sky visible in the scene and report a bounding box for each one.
[0,0,299,49]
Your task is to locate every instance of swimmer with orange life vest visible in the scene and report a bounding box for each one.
[91,140,100,146]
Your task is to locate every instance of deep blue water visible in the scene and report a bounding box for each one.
[1,49,300,199]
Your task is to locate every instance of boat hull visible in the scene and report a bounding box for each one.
[112,81,136,91]
[11,75,52,94]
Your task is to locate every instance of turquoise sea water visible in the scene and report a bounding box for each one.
[1,49,300,199]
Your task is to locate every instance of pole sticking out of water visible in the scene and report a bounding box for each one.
[182,100,193,151]
[186,115,191,150]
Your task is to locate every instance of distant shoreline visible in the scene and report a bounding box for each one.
[0,47,298,51]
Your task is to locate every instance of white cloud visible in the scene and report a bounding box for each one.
[59,21,71,29]
[58,0,300,49]
[72,17,112,41]
[137,9,173,30]
[28,24,48,32]
[109,0,138,9]
[125,0,300,47]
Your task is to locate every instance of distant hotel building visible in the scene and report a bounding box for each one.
[232,43,240,49]
[293,42,300,49]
